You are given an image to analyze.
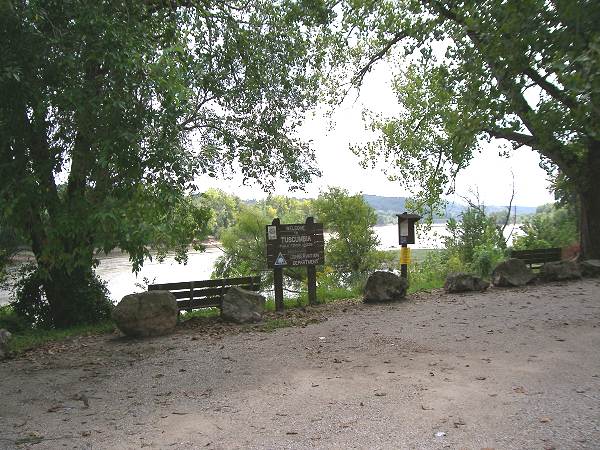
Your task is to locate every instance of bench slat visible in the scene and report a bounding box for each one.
[511,248,561,264]
[170,284,259,300]
[148,276,260,292]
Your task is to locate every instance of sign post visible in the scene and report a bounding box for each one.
[396,212,421,279]
[266,217,325,311]
[269,218,284,311]
[305,217,318,306]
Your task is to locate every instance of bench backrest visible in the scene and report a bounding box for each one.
[510,247,562,265]
[148,275,261,311]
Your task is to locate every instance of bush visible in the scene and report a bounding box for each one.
[512,204,577,250]
[11,264,113,328]
[408,250,451,292]
[443,201,506,277]
[0,305,29,333]
[470,243,505,277]
[314,187,380,282]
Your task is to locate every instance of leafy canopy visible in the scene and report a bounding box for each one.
[328,0,600,211]
[0,0,329,274]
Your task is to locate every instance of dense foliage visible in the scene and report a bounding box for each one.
[213,207,271,279]
[0,1,328,326]
[194,189,244,238]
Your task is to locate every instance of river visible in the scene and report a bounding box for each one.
[0,223,522,305]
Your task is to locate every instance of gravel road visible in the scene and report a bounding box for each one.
[1,278,599,449]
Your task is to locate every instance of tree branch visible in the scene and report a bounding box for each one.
[522,67,579,112]
[483,127,537,148]
[429,1,580,177]
[352,31,408,87]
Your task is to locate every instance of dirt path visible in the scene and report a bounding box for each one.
[1,279,599,449]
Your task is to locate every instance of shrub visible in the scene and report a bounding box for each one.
[11,263,113,328]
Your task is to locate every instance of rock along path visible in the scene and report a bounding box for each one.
[1,279,599,449]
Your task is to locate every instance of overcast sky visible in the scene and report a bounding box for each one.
[198,64,554,208]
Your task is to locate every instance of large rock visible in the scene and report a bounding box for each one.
[363,271,408,303]
[221,286,266,323]
[541,260,582,281]
[112,291,178,337]
[0,329,12,359]
[492,258,536,287]
[581,259,600,278]
[444,273,489,293]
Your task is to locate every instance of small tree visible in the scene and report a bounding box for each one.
[212,207,270,279]
[314,187,380,282]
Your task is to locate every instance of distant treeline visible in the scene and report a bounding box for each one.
[194,190,542,230]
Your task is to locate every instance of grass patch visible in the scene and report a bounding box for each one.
[179,307,220,321]
[6,320,115,355]
[407,277,445,294]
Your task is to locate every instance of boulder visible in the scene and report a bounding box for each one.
[444,273,489,293]
[492,258,536,287]
[363,271,408,303]
[221,286,266,324]
[541,260,582,281]
[0,329,12,359]
[581,259,600,278]
[112,291,178,337]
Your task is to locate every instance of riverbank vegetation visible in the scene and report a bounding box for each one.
[0,191,579,356]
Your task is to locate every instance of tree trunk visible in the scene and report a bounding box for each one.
[44,267,90,328]
[579,145,600,260]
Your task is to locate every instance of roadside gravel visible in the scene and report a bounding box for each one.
[1,278,599,449]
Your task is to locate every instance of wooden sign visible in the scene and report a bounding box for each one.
[266,221,324,267]
[266,217,324,311]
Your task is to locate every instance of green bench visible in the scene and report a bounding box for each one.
[148,275,261,311]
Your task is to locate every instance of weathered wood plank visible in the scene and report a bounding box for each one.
[511,248,561,264]
[170,284,259,299]
[148,276,260,292]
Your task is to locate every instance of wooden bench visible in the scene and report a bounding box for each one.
[510,248,562,268]
[148,275,261,311]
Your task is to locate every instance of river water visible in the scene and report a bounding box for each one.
[0,223,521,305]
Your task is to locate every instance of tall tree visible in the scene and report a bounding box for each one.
[331,0,600,258]
[0,0,329,326]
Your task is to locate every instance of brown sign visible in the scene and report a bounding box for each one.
[266,221,325,267]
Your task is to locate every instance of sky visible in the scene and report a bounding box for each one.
[198,64,555,208]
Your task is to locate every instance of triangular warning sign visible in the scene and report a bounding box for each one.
[274,252,287,266]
